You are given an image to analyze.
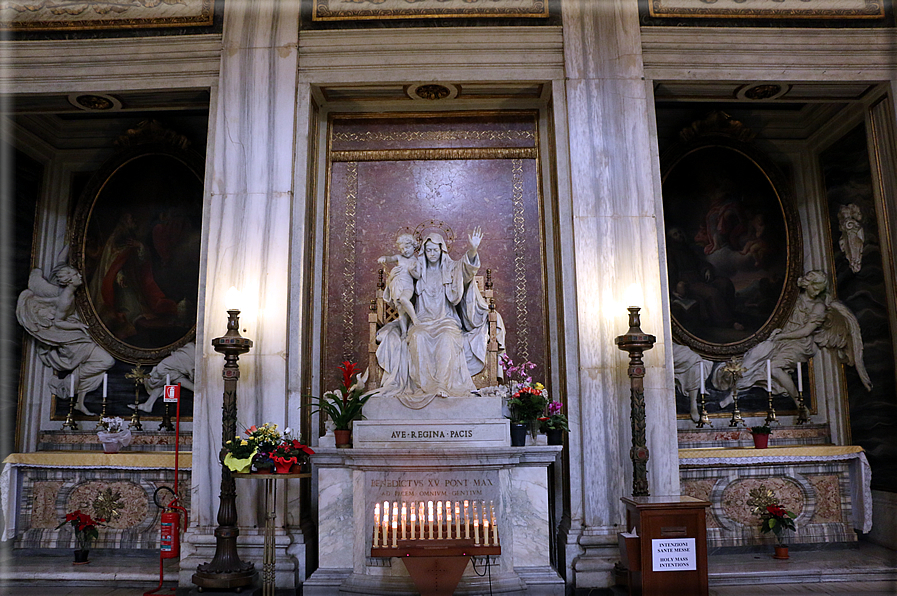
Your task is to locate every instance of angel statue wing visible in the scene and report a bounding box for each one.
[814,300,873,391]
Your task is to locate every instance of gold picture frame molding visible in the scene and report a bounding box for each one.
[649,0,885,20]
[313,0,548,21]
[0,0,213,31]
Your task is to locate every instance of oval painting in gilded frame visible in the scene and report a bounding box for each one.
[662,136,801,358]
[71,140,204,364]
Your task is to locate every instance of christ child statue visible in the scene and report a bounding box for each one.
[378,233,421,337]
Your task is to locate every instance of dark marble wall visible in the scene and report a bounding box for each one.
[324,113,548,394]
[820,123,897,493]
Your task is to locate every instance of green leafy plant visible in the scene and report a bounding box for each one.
[750,424,771,435]
[748,485,797,546]
[56,510,105,551]
[539,400,569,432]
[309,362,374,431]
[501,355,548,425]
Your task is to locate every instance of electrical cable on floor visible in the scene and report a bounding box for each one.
[471,554,494,596]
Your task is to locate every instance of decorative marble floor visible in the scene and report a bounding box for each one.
[0,541,894,595]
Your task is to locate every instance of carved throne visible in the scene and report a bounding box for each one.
[368,268,500,391]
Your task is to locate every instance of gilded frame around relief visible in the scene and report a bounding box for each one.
[0,0,213,31]
[648,0,885,20]
[662,132,802,359]
[70,123,204,365]
[313,0,548,21]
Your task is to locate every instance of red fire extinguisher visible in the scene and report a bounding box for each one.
[160,501,188,558]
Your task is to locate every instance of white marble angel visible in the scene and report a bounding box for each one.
[134,341,196,413]
[712,269,872,405]
[16,261,115,415]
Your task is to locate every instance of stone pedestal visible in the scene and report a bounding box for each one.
[305,446,564,595]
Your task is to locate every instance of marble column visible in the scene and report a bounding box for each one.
[180,0,301,589]
[560,0,679,588]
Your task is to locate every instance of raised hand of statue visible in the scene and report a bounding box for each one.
[468,226,483,259]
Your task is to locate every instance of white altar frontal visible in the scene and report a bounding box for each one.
[305,395,565,595]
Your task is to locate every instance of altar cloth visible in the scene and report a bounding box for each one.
[679,445,871,533]
[1,451,192,541]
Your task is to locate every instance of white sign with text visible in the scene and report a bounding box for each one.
[652,538,696,572]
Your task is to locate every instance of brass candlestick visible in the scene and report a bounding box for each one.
[723,358,747,428]
[765,390,779,426]
[696,392,712,428]
[125,365,147,431]
[795,391,811,425]
[159,402,175,431]
[615,306,656,497]
[60,394,78,431]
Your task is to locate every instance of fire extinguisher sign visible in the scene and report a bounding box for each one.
[164,384,180,403]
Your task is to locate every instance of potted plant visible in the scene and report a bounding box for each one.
[223,435,257,474]
[750,424,771,449]
[270,428,315,473]
[56,509,106,564]
[748,485,797,559]
[539,400,569,445]
[310,361,374,448]
[501,355,548,446]
[97,416,131,454]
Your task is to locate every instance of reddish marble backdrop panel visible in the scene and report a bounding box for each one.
[323,114,546,394]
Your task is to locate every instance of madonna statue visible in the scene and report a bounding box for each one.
[375,226,497,409]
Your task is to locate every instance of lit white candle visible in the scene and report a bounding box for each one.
[767,360,772,393]
[483,518,490,546]
[419,502,425,539]
[699,361,705,394]
[392,502,398,547]
[374,503,380,547]
[797,361,803,393]
[382,501,389,545]
[473,503,480,546]
[70,374,75,397]
[410,504,417,540]
[491,502,498,545]
[428,501,434,540]
[102,373,107,398]
[401,502,407,541]
[464,500,470,539]
[455,502,461,539]
[437,501,443,540]
[446,501,452,539]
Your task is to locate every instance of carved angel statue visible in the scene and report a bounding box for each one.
[133,341,196,413]
[712,269,872,405]
[838,203,864,274]
[672,343,715,423]
[16,258,115,416]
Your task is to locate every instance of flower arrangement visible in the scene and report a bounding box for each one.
[309,361,374,431]
[56,510,105,552]
[245,422,282,450]
[224,435,257,472]
[747,485,797,546]
[539,400,569,432]
[501,355,548,426]
[97,416,132,453]
[99,417,125,433]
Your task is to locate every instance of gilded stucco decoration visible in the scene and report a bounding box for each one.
[649,0,884,19]
[0,0,212,30]
[313,0,548,20]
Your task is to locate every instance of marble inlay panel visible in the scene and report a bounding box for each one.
[67,481,148,529]
[721,477,804,527]
[808,474,843,524]
[508,466,550,568]
[318,467,354,569]
[30,481,63,529]
[681,479,720,529]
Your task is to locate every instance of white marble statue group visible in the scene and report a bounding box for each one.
[674,269,872,422]
[375,226,504,409]
[16,250,194,416]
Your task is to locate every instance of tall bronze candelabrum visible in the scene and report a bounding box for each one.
[192,308,256,591]
[615,307,656,497]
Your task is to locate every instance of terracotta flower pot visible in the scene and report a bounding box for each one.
[334,429,351,448]
[752,433,769,449]
[773,545,789,559]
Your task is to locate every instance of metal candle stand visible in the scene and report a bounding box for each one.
[764,390,779,427]
[60,394,78,431]
[696,392,712,428]
[370,502,500,596]
[722,358,747,428]
[795,391,811,425]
